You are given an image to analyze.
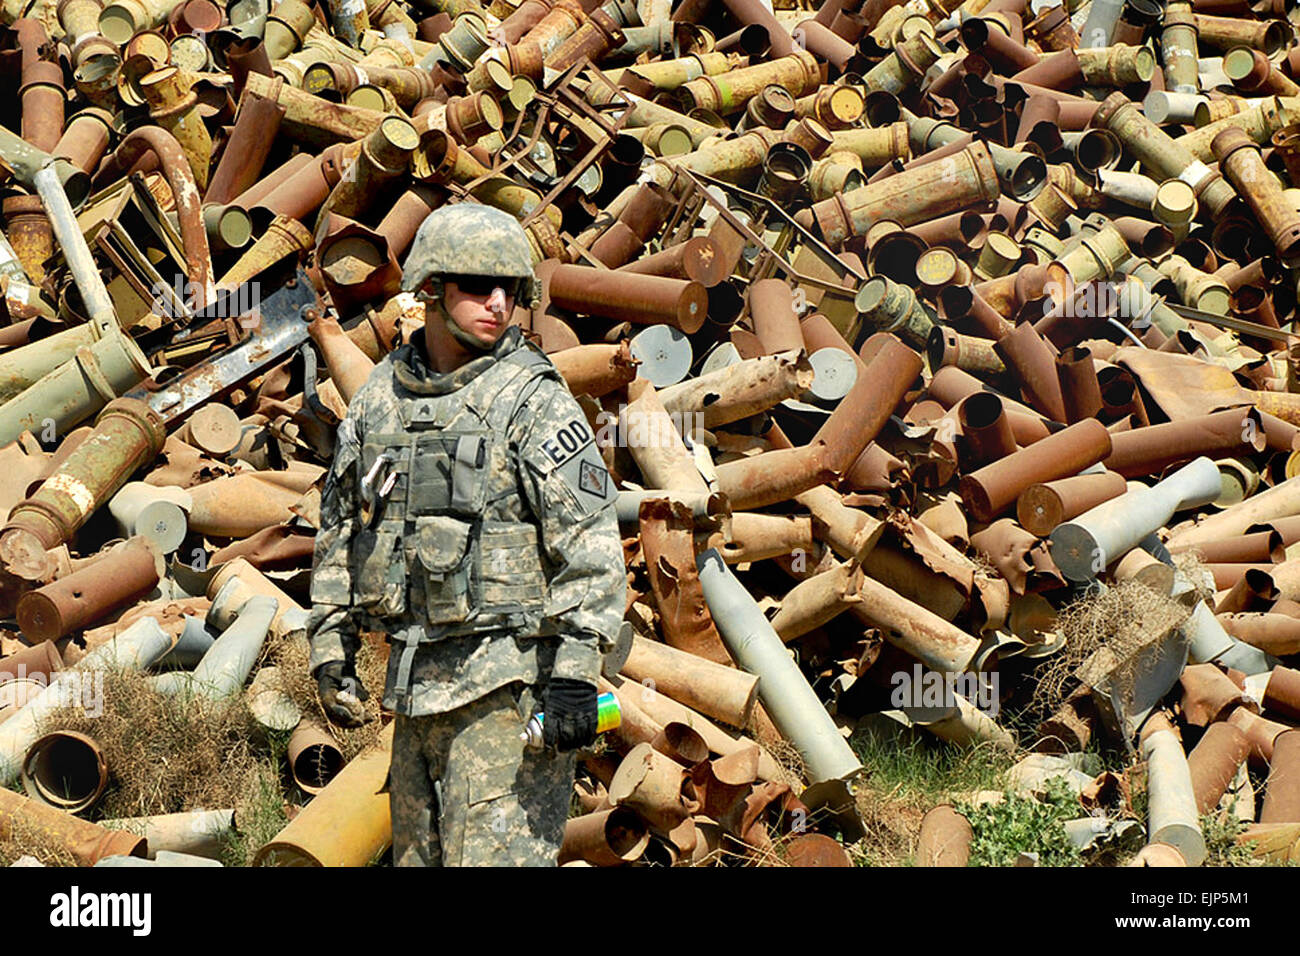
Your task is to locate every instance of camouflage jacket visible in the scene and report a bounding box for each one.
[307,326,624,716]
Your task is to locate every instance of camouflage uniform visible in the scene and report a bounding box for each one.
[308,314,624,866]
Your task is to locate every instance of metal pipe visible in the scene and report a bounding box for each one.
[697,548,864,790]
[255,721,394,865]
[1141,716,1207,866]
[1050,456,1222,581]
[108,126,215,308]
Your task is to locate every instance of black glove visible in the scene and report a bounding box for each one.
[541,678,599,753]
[316,661,370,727]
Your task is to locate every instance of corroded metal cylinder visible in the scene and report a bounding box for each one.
[960,418,1112,523]
[1213,125,1300,260]
[0,785,144,864]
[257,722,394,865]
[1091,92,1236,217]
[548,265,707,333]
[17,538,161,643]
[801,141,1000,247]
[0,398,166,596]
[1017,470,1128,536]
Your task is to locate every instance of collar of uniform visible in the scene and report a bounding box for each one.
[391,326,524,395]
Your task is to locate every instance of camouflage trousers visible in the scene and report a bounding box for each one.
[389,681,576,867]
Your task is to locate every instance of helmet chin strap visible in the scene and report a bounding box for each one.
[437,298,497,353]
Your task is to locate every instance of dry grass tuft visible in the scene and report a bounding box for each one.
[1031,580,1191,727]
[39,669,275,822]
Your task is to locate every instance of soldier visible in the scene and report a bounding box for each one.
[306,204,625,866]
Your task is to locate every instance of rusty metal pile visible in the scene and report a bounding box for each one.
[0,0,1299,870]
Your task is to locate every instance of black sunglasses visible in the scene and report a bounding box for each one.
[446,275,522,298]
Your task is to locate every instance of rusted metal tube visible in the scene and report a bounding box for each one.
[621,379,709,493]
[707,512,815,564]
[748,279,804,354]
[1263,666,1300,721]
[287,721,344,795]
[16,538,161,643]
[960,418,1112,523]
[108,125,214,308]
[547,6,624,70]
[205,88,288,207]
[1017,470,1128,536]
[815,333,922,474]
[139,65,213,191]
[256,722,393,865]
[1218,612,1300,656]
[1195,14,1290,55]
[548,265,707,333]
[558,807,649,865]
[18,49,66,155]
[620,635,757,728]
[1104,408,1267,478]
[317,116,419,224]
[607,741,697,833]
[1056,345,1104,424]
[716,0,796,56]
[549,342,637,398]
[769,560,863,642]
[0,785,144,864]
[658,351,812,428]
[1159,4,1200,94]
[714,442,837,511]
[677,50,821,115]
[0,320,153,447]
[1213,567,1278,615]
[216,215,314,290]
[21,729,108,814]
[1176,95,1300,165]
[0,616,171,786]
[917,805,972,866]
[99,809,235,860]
[617,236,729,287]
[1187,721,1250,814]
[1260,730,1300,823]
[1223,48,1299,97]
[799,141,1001,247]
[993,321,1067,421]
[519,0,586,59]
[2,196,53,285]
[0,399,165,602]
[242,70,388,146]
[1091,92,1236,217]
[853,572,981,673]
[1213,126,1300,259]
[958,392,1017,469]
[638,498,730,664]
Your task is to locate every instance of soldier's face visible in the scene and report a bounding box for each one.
[442,279,515,348]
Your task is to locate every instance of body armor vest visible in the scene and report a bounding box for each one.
[347,342,560,639]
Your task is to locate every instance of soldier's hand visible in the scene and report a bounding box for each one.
[316,661,370,727]
[541,678,599,752]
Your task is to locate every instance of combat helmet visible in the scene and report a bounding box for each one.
[401,203,542,351]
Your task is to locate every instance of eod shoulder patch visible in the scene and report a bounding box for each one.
[537,418,594,467]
